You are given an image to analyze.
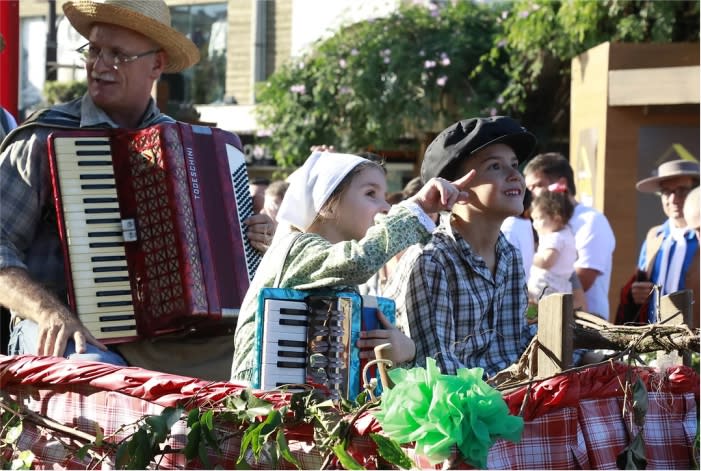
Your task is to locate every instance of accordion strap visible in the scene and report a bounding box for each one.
[273,232,303,288]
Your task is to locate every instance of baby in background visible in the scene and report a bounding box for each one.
[527,182,578,304]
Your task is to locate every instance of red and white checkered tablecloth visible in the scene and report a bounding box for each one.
[1,354,697,469]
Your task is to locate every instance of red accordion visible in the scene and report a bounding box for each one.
[47,122,261,343]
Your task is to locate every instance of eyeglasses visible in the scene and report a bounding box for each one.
[657,186,694,198]
[76,42,161,70]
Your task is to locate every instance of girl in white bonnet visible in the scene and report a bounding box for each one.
[230,151,473,383]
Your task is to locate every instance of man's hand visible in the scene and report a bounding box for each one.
[36,305,106,356]
[0,267,107,357]
[245,213,276,252]
[631,280,654,305]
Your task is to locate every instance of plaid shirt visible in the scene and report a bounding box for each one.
[0,95,170,308]
[384,213,534,377]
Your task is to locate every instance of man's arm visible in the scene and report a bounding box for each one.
[575,266,601,292]
[0,267,106,356]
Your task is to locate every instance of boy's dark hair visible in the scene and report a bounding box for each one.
[532,189,574,224]
[523,152,577,196]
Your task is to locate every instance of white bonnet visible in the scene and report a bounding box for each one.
[276,151,369,232]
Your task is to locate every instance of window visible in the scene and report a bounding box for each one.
[168,3,227,105]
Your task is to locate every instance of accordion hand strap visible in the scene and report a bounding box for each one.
[273,232,303,288]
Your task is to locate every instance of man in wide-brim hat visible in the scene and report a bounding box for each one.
[629,159,699,327]
[0,1,274,381]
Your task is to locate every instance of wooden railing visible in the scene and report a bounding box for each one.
[535,289,696,378]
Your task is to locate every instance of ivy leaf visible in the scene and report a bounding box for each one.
[616,431,647,470]
[237,422,257,466]
[187,408,201,427]
[370,433,414,470]
[10,450,35,470]
[198,437,212,469]
[115,441,129,469]
[4,422,22,445]
[631,378,648,427]
[184,421,202,461]
[75,444,90,460]
[332,442,365,470]
[199,410,221,454]
[276,428,301,469]
[145,415,167,446]
[161,406,185,430]
[93,422,103,447]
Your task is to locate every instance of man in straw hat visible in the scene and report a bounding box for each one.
[0,0,269,379]
[622,159,699,327]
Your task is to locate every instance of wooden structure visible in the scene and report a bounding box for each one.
[535,290,695,378]
[569,42,700,323]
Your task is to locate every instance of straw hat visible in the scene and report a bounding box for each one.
[636,159,700,193]
[62,0,200,73]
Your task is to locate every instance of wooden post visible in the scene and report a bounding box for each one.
[536,293,573,378]
[657,289,693,368]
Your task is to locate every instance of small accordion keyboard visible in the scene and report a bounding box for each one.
[48,122,262,343]
[253,288,395,400]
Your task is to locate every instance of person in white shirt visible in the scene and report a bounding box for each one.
[524,152,615,320]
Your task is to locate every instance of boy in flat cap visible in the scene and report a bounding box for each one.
[384,116,537,378]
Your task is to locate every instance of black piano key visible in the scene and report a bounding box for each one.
[278,339,306,348]
[89,242,124,248]
[74,139,110,147]
[96,290,131,297]
[100,325,136,332]
[80,174,114,180]
[279,318,308,327]
[91,255,127,262]
[93,265,128,273]
[97,300,133,307]
[94,276,130,283]
[276,360,306,368]
[83,197,118,204]
[280,307,308,316]
[98,314,135,322]
[77,160,112,166]
[278,350,306,358]
[87,231,122,238]
[84,208,119,214]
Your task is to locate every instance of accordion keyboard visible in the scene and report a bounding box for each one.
[260,298,309,389]
[52,137,137,339]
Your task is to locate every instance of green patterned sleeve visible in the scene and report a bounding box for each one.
[279,204,431,290]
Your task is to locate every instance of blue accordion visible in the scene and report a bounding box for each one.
[252,288,395,400]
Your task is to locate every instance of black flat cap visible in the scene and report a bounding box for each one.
[421,116,537,182]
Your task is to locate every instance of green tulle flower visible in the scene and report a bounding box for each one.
[373,358,524,467]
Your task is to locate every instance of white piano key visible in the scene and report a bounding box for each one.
[67,251,127,266]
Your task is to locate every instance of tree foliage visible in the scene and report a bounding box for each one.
[256,0,700,167]
[256,1,506,167]
[484,0,700,151]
